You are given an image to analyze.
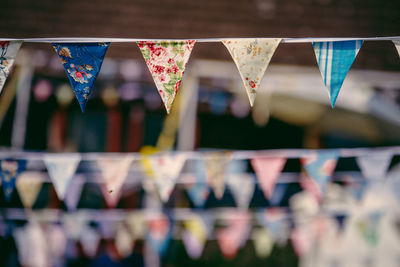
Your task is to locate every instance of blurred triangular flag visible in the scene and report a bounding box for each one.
[227,173,255,209]
[62,212,88,241]
[256,208,290,245]
[52,43,110,112]
[393,39,400,57]
[301,151,339,197]
[16,172,43,208]
[356,151,392,180]
[290,227,312,258]
[269,183,288,206]
[251,157,286,199]
[0,41,22,92]
[44,154,81,200]
[216,211,251,259]
[80,226,101,258]
[115,222,134,258]
[312,40,363,107]
[64,176,84,211]
[126,211,147,240]
[137,40,196,113]
[205,152,231,199]
[182,214,210,259]
[148,153,186,202]
[344,174,368,202]
[146,213,172,256]
[185,161,210,208]
[252,228,274,258]
[357,211,383,247]
[222,38,281,106]
[97,155,133,208]
[0,159,26,202]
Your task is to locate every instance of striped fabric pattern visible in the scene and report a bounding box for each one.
[312,40,363,107]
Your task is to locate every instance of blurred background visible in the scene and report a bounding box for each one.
[0,0,400,267]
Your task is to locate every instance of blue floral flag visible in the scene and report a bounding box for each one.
[0,159,26,202]
[52,43,110,112]
[312,40,363,108]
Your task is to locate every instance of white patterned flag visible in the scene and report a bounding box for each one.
[97,155,133,208]
[251,157,286,199]
[227,173,255,209]
[312,40,363,107]
[205,152,231,199]
[0,41,22,93]
[222,39,281,106]
[148,153,187,202]
[356,151,392,180]
[16,172,43,209]
[44,154,81,200]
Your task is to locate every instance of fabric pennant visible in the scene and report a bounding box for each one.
[64,177,84,211]
[252,228,274,258]
[301,151,339,197]
[80,226,101,258]
[44,154,81,200]
[0,41,22,93]
[205,152,231,199]
[251,157,286,200]
[182,214,209,259]
[16,172,43,209]
[126,211,147,240]
[356,211,383,247]
[256,208,290,245]
[52,42,110,112]
[290,228,312,258]
[227,173,255,209]
[115,222,134,258]
[393,39,400,57]
[185,160,210,208]
[0,159,26,202]
[216,211,251,259]
[222,38,281,106]
[148,153,186,202]
[269,183,288,206]
[137,40,196,113]
[312,40,363,107]
[356,151,392,180]
[146,213,172,256]
[97,156,133,208]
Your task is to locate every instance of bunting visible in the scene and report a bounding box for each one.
[252,228,274,258]
[146,213,172,256]
[185,161,210,208]
[256,208,290,245]
[97,156,133,208]
[115,222,134,258]
[52,43,110,112]
[205,152,231,199]
[0,159,26,202]
[79,226,101,258]
[222,38,281,106]
[64,177,84,211]
[251,157,286,200]
[44,154,81,200]
[356,152,392,180]
[137,40,196,113]
[312,40,363,107]
[15,172,43,209]
[301,151,339,197]
[182,214,210,259]
[0,41,22,92]
[227,173,255,209]
[148,153,186,202]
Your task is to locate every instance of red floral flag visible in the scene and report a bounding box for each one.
[137,40,196,113]
[251,157,287,199]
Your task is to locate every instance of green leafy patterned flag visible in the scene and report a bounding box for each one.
[137,40,196,113]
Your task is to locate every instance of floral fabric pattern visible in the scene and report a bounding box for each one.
[222,39,281,106]
[137,40,196,113]
[52,43,110,112]
[0,41,22,93]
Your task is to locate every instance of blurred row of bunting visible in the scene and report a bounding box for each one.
[1,38,400,113]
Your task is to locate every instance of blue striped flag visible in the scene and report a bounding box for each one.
[313,40,363,108]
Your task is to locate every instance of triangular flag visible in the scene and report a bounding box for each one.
[269,183,288,206]
[16,172,43,208]
[64,176,84,211]
[205,152,231,199]
[301,151,339,196]
[80,226,101,258]
[356,151,392,180]
[216,211,251,259]
[290,228,312,258]
[146,213,172,256]
[222,38,281,106]
[227,173,255,209]
[343,173,368,202]
[251,157,286,199]
[62,212,88,241]
[252,228,274,258]
[182,214,209,259]
[312,40,363,107]
[0,159,26,202]
[148,153,186,202]
[97,155,133,208]
[126,211,147,240]
[44,154,81,200]
[137,40,196,113]
[392,39,400,57]
[256,208,290,245]
[52,42,110,112]
[185,160,210,208]
[115,222,134,258]
[0,41,22,93]
[356,211,383,247]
